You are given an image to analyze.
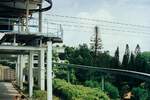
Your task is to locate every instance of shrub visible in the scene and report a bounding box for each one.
[103,82,120,99]
[132,87,148,100]
[33,90,47,100]
[53,79,110,100]
[85,80,100,88]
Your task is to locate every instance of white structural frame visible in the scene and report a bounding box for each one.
[47,41,52,100]
[29,51,34,97]
[19,55,24,90]
[38,50,45,90]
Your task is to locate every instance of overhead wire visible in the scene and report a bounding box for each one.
[45,14,150,29]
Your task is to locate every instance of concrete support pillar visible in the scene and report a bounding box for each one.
[101,75,104,91]
[26,0,29,32]
[29,51,34,97]
[15,61,17,81]
[47,41,52,100]
[38,50,45,90]
[19,55,25,90]
[67,66,70,83]
[17,56,20,86]
[15,60,19,85]
[39,4,42,33]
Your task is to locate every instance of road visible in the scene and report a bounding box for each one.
[0,82,20,100]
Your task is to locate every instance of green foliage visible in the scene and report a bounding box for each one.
[110,47,121,69]
[103,82,120,99]
[33,90,47,100]
[128,52,135,70]
[85,80,100,88]
[134,54,147,72]
[141,52,150,73]
[132,87,149,100]
[142,52,150,61]
[122,44,130,69]
[53,65,77,83]
[53,79,110,100]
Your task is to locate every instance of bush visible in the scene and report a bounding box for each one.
[85,80,100,88]
[33,90,47,100]
[53,79,110,100]
[33,90,61,100]
[104,82,120,99]
[132,87,148,100]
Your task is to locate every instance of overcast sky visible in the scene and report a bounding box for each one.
[45,0,150,56]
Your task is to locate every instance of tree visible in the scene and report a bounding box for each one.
[90,26,103,56]
[103,82,120,99]
[110,47,120,68]
[132,87,148,100]
[134,54,147,72]
[135,44,141,56]
[122,44,130,69]
[128,52,135,70]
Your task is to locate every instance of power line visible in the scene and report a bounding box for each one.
[45,14,150,29]
[48,22,150,35]
[46,19,150,32]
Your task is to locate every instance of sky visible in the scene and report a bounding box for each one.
[44,0,150,56]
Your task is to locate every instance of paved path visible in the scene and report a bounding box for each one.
[0,82,20,100]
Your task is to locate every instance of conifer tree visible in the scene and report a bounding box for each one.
[122,44,130,69]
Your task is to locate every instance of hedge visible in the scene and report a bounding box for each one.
[53,79,110,100]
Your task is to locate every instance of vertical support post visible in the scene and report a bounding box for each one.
[26,0,29,32]
[38,50,45,90]
[67,66,70,83]
[21,18,24,32]
[13,34,16,46]
[19,55,24,90]
[17,55,20,86]
[101,75,104,91]
[15,61,17,81]
[39,3,42,33]
[47,41,52,100]
[29,51,34,97]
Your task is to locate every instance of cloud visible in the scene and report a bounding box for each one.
[48,0,150,54]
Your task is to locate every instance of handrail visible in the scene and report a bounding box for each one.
[53,63,150,82]
[0,17,63,39]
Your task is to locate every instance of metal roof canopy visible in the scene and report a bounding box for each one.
[0,0,52,18]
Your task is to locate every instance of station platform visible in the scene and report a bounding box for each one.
[0,32,63,46]
[0,82,21,100]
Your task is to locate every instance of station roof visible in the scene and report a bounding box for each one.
[0,0,52,18]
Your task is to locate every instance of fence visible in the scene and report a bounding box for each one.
[0,65,15,81]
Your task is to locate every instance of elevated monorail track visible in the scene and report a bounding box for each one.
[54,63,150,82]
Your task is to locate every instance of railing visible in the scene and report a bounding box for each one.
[53,62,150,82]
[0,17,63,39]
